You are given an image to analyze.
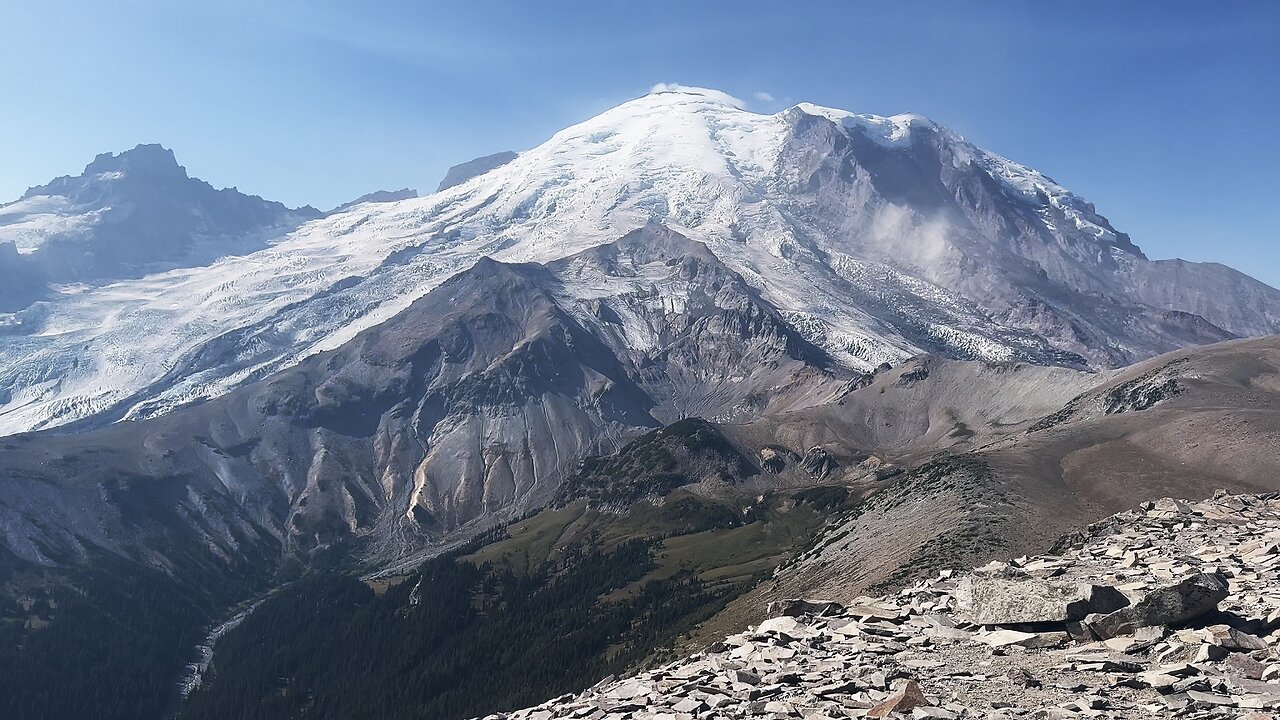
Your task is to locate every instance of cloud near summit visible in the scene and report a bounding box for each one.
[648,83,746,108]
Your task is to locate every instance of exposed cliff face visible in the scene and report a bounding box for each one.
[544,225,841,422]
[769,108,1243,368]
[435,150,518,191]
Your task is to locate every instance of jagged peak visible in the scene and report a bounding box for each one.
[442,254,550,292]
[547,224,725,281]
[82,143,187,179]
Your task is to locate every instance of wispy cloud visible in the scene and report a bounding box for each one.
[753,91,775,103]
[648,83,745,108]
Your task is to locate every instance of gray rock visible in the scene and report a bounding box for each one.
[866,680,928,717]
[1137,670,1180,691]
[1205,624,1269,651]
[1227,653,1268,680]
[1088,572,1229,638]
[766,598,845,617]
[954,576,1129,624]
[671,697,707,713]
[1185,689,1237,707]
[976,629,1038,647]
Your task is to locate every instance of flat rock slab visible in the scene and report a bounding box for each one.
[955,576,1130,624]
[1205,623,1268,651]
[975,629,1038,647]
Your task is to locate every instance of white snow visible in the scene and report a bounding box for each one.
[793,103,936,147]
[0,195,111,253]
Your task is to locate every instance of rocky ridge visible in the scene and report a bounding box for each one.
[482,493,1280,719]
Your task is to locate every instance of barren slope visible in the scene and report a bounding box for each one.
[695,337,1280,640]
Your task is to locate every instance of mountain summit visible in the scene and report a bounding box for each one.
[0,89,1277,437]
[0,144,320,309]
[74,143,188,180]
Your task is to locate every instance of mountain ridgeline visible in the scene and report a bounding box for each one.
[1,87,1280,720]
[3,89,1279,439]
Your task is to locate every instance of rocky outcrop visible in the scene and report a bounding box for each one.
[800,447,839,479]
[436,151,518,191]
[482,493,1280,719]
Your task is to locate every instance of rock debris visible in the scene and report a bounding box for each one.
[479,492,1280,719]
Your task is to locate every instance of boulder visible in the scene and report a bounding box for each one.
[866,680,928,717]
[756,616,817,638]
[672,698,708,713]
[608,680,651,700]
[954,577,1130,624]
[1087,572,1228,639]
[1205,624,1269,651]
[766,598,845,617]
[1227,653,1268,680]
[1137,670,1180,691]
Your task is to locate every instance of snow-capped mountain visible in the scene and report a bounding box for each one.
[1,87,1277,437]
[0,143,320,310]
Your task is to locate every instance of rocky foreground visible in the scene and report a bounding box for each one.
[481,493,1280,719]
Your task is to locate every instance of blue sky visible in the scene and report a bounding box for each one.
[2,1,1278,283]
